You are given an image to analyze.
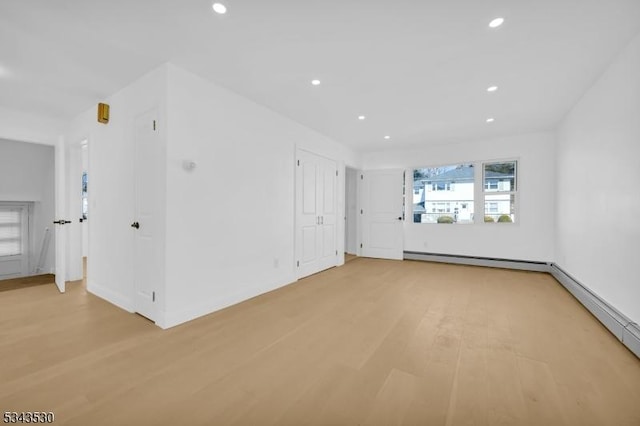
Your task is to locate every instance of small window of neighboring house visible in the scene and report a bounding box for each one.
[483,160,517,223]
[485,180,499,191]
[432,182,451,191]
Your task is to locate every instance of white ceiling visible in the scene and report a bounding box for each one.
[1,0,640,151]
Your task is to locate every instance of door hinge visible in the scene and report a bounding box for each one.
[153,120,156,131]
[297,160,300,166]
[336,250,338,255]
[361,174,363,180]
[360,243,363,248]
[336,170,338,176]
[297,260,300,267]
[360,209,363,214]
[152,291,156,302]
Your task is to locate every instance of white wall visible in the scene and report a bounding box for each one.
[0,106,63,146]
[161,64,359,328]
[64,65,168,312]
[0,139,55,275]
[556,32,640,324]
[363,131,556,262]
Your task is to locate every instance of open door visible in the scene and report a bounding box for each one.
[54,136,68,293]
[361,169,405,260]
[67,142,85,282]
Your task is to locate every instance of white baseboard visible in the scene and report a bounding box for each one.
[87,280,134,313]
[156,274,297,329]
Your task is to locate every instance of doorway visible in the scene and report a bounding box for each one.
[0,139,55,284]
[65,139,88,285]
[344,167,359,259]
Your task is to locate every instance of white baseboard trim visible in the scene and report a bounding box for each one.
[549,264,640,359]
[87,280,134,313]
[157,274,297,329]
[403,251,550,272]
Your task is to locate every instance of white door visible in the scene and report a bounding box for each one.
[296,150,338,278]
[54,137,68,293]
[361,170,405,260]
[133,109,161,321]
[66,143,84,282]
[318,158,338,271]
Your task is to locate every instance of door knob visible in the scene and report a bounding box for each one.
[397,217,403,220]
[131,222,140,229]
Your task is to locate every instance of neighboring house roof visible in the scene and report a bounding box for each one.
[414,166,474,184]
[413,167,513,187]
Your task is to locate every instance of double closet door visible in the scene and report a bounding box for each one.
[296,150,338,279]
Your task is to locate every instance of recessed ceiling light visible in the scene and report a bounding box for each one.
[489,17,504,28]
[384,135,391,140]
[212,3,227,14]
[311,79,321,86]
[358,115,366,120]
[487,86,498,92]
[486,118,495,123]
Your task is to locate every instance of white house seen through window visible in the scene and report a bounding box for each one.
[413,164,474,224]
[483,161,517,223]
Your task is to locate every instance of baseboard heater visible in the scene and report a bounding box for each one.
[403,251,640,359]
[549,264,640,359]
[403,251,550,272]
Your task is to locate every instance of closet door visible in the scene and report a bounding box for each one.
[296,150,338,279]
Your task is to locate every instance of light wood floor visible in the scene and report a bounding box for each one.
[1,258,639,425]
[0,274,55,293]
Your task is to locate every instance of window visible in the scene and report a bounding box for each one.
[0,206,24,257]
[0,203,30,279]
[413,164,474,224]
[82,171,88,220]
[485,180,498,191]
[483,161,517,223]
[431,182,451,191]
